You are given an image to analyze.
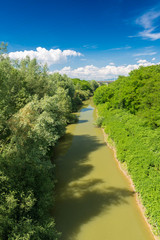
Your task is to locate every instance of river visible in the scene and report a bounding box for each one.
[53,99,154,240]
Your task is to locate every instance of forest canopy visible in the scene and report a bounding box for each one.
[94,65,160,128]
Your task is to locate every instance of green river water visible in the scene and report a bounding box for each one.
[54,100,154,240]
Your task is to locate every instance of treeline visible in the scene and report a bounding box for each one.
[93,65,160,236]
[0,44,99,239]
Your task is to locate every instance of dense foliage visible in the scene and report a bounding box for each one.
[71,78,98,107]
[94,65,160,236]
[0,48,95,240]
[94,65,160,128]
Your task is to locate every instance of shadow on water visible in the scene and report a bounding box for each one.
[54,134,104,184]
[55,187,134,240]
[78,119,88,124]
[53,134,135,240]
[53,133,74,158]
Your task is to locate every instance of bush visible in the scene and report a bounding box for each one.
[94,117,104,127]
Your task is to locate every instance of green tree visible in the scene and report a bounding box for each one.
[90,80,99,92]
[93,85,114,105]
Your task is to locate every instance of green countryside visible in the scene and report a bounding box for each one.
[0,42,160,239]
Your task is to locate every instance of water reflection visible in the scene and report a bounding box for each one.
[80,107,94,112]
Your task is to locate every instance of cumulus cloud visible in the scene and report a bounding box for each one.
[52,60,159,80]
[135,9,160,40]
[8,47,82,66]
[136,59,154,66]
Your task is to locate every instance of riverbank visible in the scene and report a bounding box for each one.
[95,103,160,239]
[101,128,158,240]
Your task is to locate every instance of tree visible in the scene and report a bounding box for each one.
[90,80,99,92]
[93,85,114,105]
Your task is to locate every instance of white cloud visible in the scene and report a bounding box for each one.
[133,51,157,57]
[136,10,160,29]
[83,44,98,49]
[152,57,156,61]
[138,28,160,40]
[136,59,154,66]
[8,47,82,66]
[52,60,159,80]
[108,46,131,51]
[135,9,160,40]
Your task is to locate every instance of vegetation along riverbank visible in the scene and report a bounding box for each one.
[93,65,160,238]
[0,44,99,239]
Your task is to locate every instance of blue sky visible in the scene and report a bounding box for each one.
[1,0,160,80]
